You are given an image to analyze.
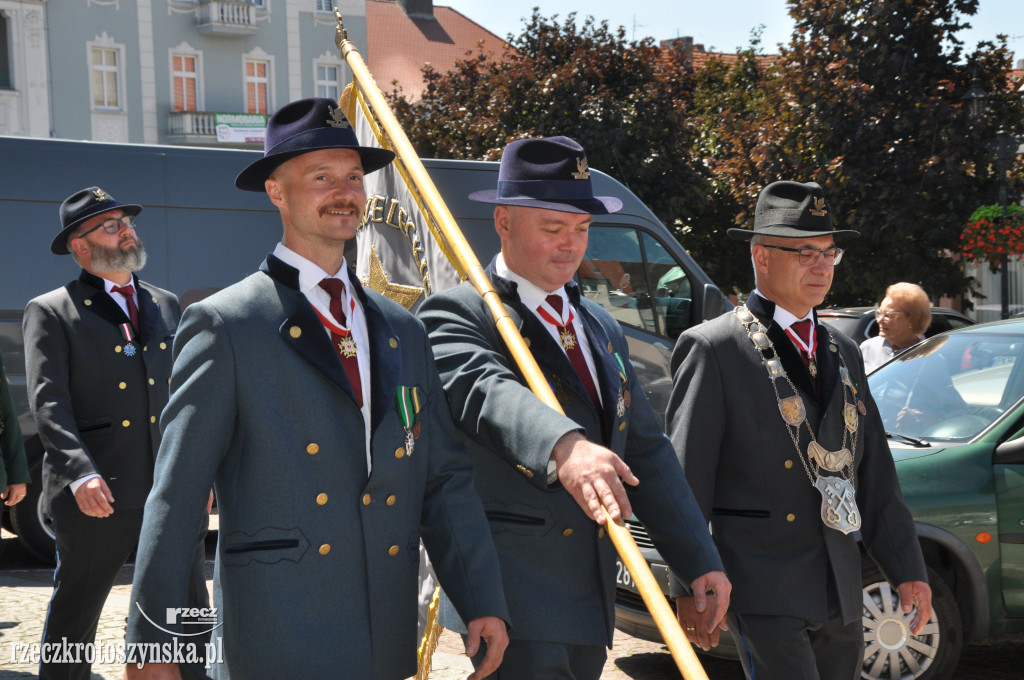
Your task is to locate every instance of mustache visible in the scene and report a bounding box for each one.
[319,202,361,216]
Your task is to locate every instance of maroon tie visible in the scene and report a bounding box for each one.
[318,278,363,407]
[111,284,139,331]
[790,318,813,346]
[542,295,602,410]
[788,318,818,390]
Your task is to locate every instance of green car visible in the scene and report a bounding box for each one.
[614,318,1024,680]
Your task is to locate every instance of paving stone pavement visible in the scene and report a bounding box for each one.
[0,528,718,680]
[7,529,1024,679]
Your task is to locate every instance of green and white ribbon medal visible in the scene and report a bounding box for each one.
[395,386,422,456]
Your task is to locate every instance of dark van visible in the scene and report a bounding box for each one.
[0,136,729,562]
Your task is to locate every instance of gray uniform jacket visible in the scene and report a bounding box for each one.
[419,261,723,648]
[666,293,927,625]
[125,255,508,680]
[23,270,178,514]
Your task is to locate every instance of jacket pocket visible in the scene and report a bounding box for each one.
[712,508,771,519]
[485,510,546,526]
[224,538,300,554]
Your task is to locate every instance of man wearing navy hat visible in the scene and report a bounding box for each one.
[666,181,932,679]
[418,136,729,678]
[124,98,509,680]
[24,188,210,680]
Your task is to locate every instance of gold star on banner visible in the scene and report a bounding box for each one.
[367,246,424,310]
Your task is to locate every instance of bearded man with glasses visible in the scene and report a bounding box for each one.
[666,180,932,680]
[23,187,210,680]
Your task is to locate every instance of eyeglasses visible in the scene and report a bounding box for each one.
[875,310,906,321]
[76,215,137,238]
[760,244,844,266]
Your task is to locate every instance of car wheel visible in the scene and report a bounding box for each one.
[9,458,56,564]
[861,564,961,680]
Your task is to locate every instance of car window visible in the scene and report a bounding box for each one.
[946,316,973,331]
[869,333,1024,442]
[819,315,862,339]
[580,226,693,340]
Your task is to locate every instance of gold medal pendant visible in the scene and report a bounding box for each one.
[338,335,358,358]
[814,475,861,534]
[808,357,818,378]
[779,396,806,426]
[844,403,859,433]
[560,329,576,351]
[807,441,852,472]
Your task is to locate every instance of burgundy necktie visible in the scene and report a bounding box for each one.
[318,278,363,407]
[111,284,139,331]
[540,295,602,410]
[787,318,818,390]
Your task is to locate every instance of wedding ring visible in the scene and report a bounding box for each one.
[685,627,695,632]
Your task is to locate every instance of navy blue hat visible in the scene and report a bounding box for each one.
[235,97,395,191]
[728,180,859,240]
[52,186,142,255]
[469,136,622,214]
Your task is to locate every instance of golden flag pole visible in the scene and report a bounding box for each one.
[334,10,709,680]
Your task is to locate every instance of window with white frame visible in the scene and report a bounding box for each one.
[172,53,199,112]
[316,63,340,100]
[315,0,332,12]
[245,59,269,114]
[89,43,123,110]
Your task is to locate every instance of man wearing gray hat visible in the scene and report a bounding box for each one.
[419,136,729,678]
[666,180,932,680]
[23,187,209,680]
[124,98,508,680]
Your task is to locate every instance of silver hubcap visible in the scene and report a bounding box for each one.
[862,580,940,680]
[38,492,56,540]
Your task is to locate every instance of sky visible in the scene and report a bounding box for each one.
[440,0,1024,62]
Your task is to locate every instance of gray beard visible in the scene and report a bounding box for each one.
[90,238,147,272]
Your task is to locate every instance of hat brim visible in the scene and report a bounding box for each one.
[51,204,143,255]
[727,225,861,241]
[235,145,395,192]
[468,190,622,215]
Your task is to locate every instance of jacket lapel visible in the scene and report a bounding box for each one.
[262,256,358,405]
[77,269,132,328]
[573,290,622,430]
[134,276,171,344]
[815,321,841,411]
[350,279,402,432]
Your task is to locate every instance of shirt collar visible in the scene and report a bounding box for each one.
[752,288,815,329]
[273,242,354,296]
[102,275,136,296]
[495,252,568,312]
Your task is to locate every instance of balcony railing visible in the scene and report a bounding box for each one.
[196,1,259,36]
[167,110,265,148]
[168,110,217,140]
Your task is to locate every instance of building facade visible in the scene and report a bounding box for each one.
[0,0,367,146]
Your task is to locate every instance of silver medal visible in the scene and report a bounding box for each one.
[814,475,861,534]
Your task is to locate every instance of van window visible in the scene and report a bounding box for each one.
[581,226,692,341]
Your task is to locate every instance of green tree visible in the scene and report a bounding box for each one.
[697,0,1023,305]
[388,10,716,268]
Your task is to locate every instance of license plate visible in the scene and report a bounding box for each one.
[616,559,671,596]
[616,559,639,592]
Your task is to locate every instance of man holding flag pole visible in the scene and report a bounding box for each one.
[418,136,732,678]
